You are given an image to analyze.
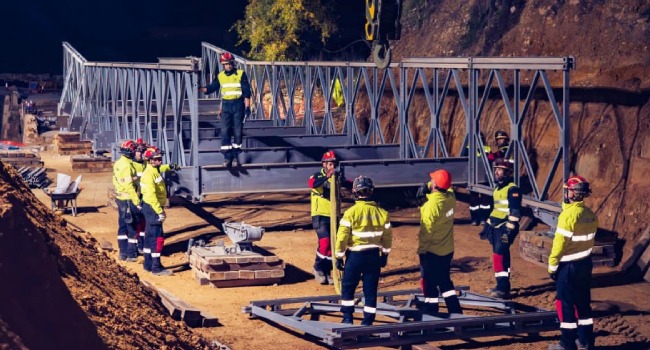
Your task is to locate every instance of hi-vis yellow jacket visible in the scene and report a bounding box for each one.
[140,164,167,214]
[131,160,146,192]
[488,181,521,230]
[335,200,392,258]
[309,168,331,217]
[548,201,598,273]
[418,188,456,256]
[112,155,140,205]
[218,70,244,100]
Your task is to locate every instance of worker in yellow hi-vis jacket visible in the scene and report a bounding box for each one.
[547,175,598,350]
[335,175,392,326]
[112,140,140,262]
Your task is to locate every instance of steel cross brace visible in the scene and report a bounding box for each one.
[244,289,558,349]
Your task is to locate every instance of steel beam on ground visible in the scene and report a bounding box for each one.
[244,289,559,349]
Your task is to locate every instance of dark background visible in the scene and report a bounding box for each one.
[1,0,367,75]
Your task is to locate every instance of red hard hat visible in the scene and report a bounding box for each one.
[321,150,337,162]
[495,130,509,140]
[120,140,136,151]
[219,52,234,64]
[564,175,591,195]
[143,147,162,160]
[429,169,452,190]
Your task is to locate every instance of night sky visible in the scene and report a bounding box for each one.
[1,0,247,74]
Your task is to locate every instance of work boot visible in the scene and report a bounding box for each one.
[576,340,591,350]
[341,313,353,324]
[361,312,375,326]
[326,274,335,285]
[471,220,480,226]
[488,289,510,299]
[223,159,232,167]
[548,342,574,350]
[313,269,327,284]
[124,257,138,263]
[232,158,240,167]
[152,269,174,276]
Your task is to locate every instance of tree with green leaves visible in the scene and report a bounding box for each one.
[235,0,337,61]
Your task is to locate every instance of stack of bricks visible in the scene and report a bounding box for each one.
[189,246,285,288]
[0,150,43,168]
[71,155,113,173]
[518,230,616,268]
[53,132,92,155]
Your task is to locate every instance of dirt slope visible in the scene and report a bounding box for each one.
[0,161,209,350]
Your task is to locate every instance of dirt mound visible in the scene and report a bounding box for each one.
[0,161,209,350]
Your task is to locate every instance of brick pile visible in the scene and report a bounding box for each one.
[70,155,113,173]
[53,132,92,155]
[518,230,616,268]
[0,149,42,168]
[189,246,285,288]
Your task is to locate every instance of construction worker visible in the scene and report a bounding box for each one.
[132,139,148,254]
[112,140,140,262]
[200,51,251,168]
[308,150,351,284]
[140,147,176,276]
[487,130,510,162]
[417,169,462,315]
[335,175,392,326]
[479,158,521,299]
[461,132,493,225]
[548,176,598,350]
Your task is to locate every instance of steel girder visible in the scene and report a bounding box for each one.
[60,42,574,225]
[244,288,558,349]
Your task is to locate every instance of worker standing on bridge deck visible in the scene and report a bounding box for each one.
[548,175,598,350]
[112,140,140,262]
[140,147,178,276]
[308,150,351,285]
[479,158,521,299]
[335,175,392,326]
[200,52,251,168]
[132,139,148,254]
[487,130,510,162]
[417,170,463,315]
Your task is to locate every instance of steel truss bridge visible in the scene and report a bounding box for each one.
[58,42,574,227]
[244,288,558,349]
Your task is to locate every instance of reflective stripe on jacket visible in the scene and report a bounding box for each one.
[131,160,146,192]
[112,155,140,205]
[418,188,456,256]
[489,181,521,230]
[335,200,392,257]
[218,70,244,100]
[548,201,598,272]
[140,164,167,214]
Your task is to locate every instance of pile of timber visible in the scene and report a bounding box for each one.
[519,230,616,268]
[53,132,92,155]
[140,280,219,328]
[190,246,285,288]
[0,149,42,168]
[621,225,650,282]
[71,155,113,173]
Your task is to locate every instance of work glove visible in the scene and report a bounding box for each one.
[244,106,251,119]
[157,213,166,223]
[416,182,430,199]
[136,205,142,213]
[380,254,388,268]
[335,259,345,271]
[170,163,181,171]
[549,271,558,281]
[500,232,510,244]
